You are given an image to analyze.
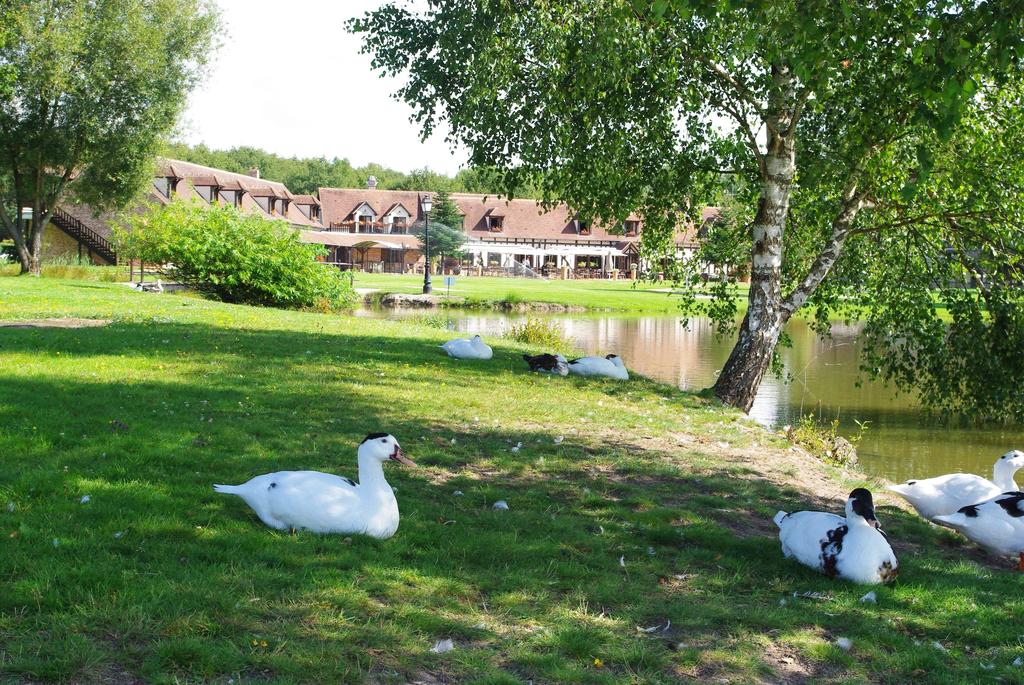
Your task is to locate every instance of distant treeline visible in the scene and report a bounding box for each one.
[163,143,522,197]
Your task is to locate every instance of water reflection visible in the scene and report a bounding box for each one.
[361,308,1024,484]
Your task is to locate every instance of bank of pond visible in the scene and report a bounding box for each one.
[361,307,1024,485]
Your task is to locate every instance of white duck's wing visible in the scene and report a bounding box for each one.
[568,356,614,376]
[442,339,474,358]
[888,473,1002,519]
[474,342,493,359]
[264,470,363,533]
[939,493,1024,554]
[776,511,846,571]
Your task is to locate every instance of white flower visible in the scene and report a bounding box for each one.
[835,637,853,651]
[492,500,509,510]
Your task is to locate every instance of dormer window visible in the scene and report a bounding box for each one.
[624,220,639,236]
[254,196,271,213]
[154,177,172,198]
[391,216,407,233]
[488,214,504,232]
[578,219,591,236]
[218,189,241,207]
[195,185,216,203]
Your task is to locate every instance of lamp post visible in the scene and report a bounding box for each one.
[421,194,433,294]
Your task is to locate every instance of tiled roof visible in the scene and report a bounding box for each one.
[317,187,709,246]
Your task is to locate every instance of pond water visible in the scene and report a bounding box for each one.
[360,308,1024,484]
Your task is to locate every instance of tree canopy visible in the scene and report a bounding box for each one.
[0,0,219,274]
[164,143,520,198]
[352,0,1024,420]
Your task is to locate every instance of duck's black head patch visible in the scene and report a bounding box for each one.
[605,354,619,360]
[996,491,1024,518]
[849,488,876,521]
[957,504,980,517]
[907,480,917,485]
[361,432,390,444]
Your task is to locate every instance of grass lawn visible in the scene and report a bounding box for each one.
[1,277,1021,684]
[352,273,743,313]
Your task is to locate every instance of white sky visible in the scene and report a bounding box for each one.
[178,0,468,175]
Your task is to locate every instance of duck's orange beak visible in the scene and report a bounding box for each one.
[390,445,416,467]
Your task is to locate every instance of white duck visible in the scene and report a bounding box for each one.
[213,433,415,539]
[933,491,1024,571]
[773,488,899,584]
[567,353,629,380]
[887,449,1024,521]
[440,334,493,360]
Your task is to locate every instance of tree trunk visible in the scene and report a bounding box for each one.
[713,64,797,412]
[29,217,44,276]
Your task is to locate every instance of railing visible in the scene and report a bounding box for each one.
[50,208,117,264]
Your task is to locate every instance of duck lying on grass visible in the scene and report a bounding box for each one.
[933,491,1024,571]
[440,334,493,360]
[214,433,415,539]
[567,353,629,380]
[887,449,1024,521]
[774,488,899,584]
[522,352,569,376]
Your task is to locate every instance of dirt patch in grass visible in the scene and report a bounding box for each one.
[757,640,838,685]
[0,317,112,329]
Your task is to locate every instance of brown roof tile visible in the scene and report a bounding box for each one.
[317,187,708,247]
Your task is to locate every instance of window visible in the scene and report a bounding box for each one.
[488,216,504,232]
[297,204,311,219]
[195,185,215,203]
[154,177,171,198]
[218,189,240,206]
[358,215,376,232]
[624,220,639,236]
[391,216,407,233]
[254,196,271,213]
[578,220,591,235]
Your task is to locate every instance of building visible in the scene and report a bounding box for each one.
[43,159,324,265]
[303,182,712,277]
[46,160,717,279]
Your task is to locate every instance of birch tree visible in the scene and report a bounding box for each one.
[351,1,1024,417]
[0,0,218,275]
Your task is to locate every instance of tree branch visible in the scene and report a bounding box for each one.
[695,55,766,115]
[706,91,766,177]
[780,176,868,320]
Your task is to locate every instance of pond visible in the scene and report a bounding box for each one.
[360,307,1024,484]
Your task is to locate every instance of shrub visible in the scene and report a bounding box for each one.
[413,312,454,329]
[114,203,357,310]
[785,414,866,467]
[505,318,572,349]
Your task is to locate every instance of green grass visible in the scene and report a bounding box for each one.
[0,262,129,282]
[1,277,1022,684]
[353,273,729,313]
